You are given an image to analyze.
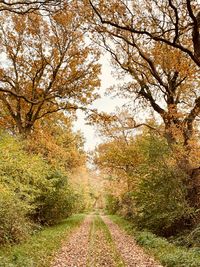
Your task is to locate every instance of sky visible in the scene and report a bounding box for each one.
[73,55,128,151]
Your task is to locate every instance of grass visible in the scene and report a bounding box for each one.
[87,215,125,267]
[109,215,200,267]
[0,214,85,267]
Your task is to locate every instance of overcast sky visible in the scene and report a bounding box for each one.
[73,55,128,151]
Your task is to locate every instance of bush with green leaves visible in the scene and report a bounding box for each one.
[0,132,82,244]
[133,134,193,236]
[32,169,82,225]
[0,133,51,213]
[105,193,120,214]
[0,184,30,244]
[119,191,136,219]
[110,215,200,267]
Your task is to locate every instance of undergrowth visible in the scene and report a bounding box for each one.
[109,215,200,267]
[0,214,85,267]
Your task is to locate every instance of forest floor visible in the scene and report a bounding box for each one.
[52,214,163,267]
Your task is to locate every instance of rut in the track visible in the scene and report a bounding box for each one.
[52,214,163,267]
[52,216,92,267]
[101,216,163,267]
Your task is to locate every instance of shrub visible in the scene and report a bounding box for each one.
[0,132,81,234]
[105,194,120,214]
[0,185,30,244]
[32,169,78,225]
[119,191,135,219]
[133,134,193,236]
[135,230,200,267]
[172,224,200,248]
[110,215,200,267]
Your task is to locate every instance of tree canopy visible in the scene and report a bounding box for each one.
[0,6,100,135]
[89,0,200,150]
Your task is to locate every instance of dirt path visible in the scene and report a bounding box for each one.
[52,216,92,267]
[102,216,163,267]
[52,214,163,267]
[87,214,124,267]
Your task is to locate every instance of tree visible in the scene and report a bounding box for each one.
[0,6,100,136]
[95,138,142,190]
[93,116,194,232]
[89,0,200,66]
[89,108,161,143]
[88,1,200,181]
[25,112,86,171]
[89,1,200,147]
[88,0,200,223]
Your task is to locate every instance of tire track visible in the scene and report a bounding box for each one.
[52,214,163,267]
[52,215,92,267]
[102,216,163,267]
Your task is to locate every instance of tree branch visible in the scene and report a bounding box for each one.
[89,0,200,67]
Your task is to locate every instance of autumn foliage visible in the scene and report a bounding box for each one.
[0,0,200,249]
[0,1,99,245]
[87,0,200,235]
[0,5,100,135]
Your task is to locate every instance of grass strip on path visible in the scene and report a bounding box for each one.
[109,215,200,267]
[87,215,125,267]
[0,214,85,267]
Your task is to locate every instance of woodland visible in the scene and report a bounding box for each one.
[0,1,200,267]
